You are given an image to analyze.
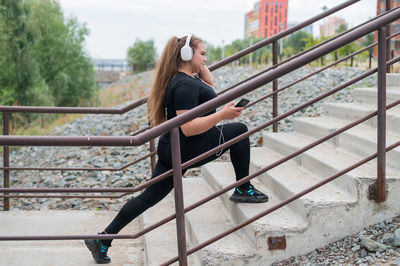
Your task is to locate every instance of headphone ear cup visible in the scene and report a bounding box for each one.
[180,46,193,61]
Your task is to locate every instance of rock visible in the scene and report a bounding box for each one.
[361,237,387,253]
[393,229,400,247]
[383,233,395,246]
[391,258,400,266]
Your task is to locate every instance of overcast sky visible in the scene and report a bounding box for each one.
[58,0,377,59]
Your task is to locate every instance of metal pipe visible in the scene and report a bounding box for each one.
[3,112,9,210]
[1,194,121,199]
[272,41,278,132]
[386,0,392,73]
[170,127,187,266]
[0,97,147,114]
[376,27,387,203]
[0,151,156,171]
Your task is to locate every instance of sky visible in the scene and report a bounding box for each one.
[57,0,378,59]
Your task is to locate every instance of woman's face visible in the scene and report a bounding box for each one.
[190,42,207,73]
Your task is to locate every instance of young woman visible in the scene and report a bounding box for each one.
[85,34,268,264]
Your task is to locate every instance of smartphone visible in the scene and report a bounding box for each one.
[234,98,249,107]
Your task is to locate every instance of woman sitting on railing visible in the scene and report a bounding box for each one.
[85,34,268,264]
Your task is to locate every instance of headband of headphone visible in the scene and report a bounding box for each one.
[180,34,193,61]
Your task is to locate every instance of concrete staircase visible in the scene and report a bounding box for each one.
[140,73,400,265]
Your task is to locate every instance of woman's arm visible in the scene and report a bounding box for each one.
[176,102,243,137]
[198,66,214,87]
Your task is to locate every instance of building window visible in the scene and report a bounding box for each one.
[265,28,268,37]
[275,16,277,26]
[265,16,268,25]
[266,2,269,12]
[275,2,278,12]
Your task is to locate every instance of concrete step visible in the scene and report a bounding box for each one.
[323,102,400,134]
[201,162,308,248]
[293,116,400,171]
[183,178,260,265]
[353,87,400,106]
[262,132,377,196]
[250,147,357,209]
[0,211,144,266]
[140,192,200,266]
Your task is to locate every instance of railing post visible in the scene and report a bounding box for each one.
[3,112,9,211]
[170,127,187,266]
[386,0,391,73]
[369,48,372,69]
[149,138,156,174]
[376,27,387,203]
[272,40,278,132]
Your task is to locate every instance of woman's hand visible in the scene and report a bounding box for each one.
[219,102,243,120]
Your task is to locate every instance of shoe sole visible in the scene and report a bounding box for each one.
[229,195,269,203]
[84,239,111,264]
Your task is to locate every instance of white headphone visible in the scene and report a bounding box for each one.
[180,34,193,61]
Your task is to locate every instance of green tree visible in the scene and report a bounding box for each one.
[0,0,43,106]
[0,0,96,108]
[27,0,96,107]
[127,39,157,72]
[286,31,310,54]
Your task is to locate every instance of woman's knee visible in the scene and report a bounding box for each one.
[233,122,248,135]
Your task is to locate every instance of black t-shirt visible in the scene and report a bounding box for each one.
[160,72,217,143]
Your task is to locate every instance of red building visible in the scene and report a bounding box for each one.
[376,0,400,56]
[244,0,288,39]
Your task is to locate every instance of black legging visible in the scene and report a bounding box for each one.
[103,122,251,242]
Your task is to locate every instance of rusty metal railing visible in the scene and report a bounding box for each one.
[0,2,399,266]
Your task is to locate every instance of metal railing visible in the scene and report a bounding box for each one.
[0,0,373,211]
[0,1,399,265]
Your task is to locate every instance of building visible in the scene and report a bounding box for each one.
[244,0,288,39]
[376,0,400,56]
[319,16,347,37]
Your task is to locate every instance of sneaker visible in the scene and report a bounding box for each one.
[229,185,269,203]
[84,238,111,264]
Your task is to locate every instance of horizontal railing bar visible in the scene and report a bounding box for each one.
[1,194,121,199]
[0,151,156,171]
[0,97,147,114]
[163,140,400,265]
[208,0,360,71]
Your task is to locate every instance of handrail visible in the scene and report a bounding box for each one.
[1,7,399,148]
[2,79,399,241]
[1,55,398,216]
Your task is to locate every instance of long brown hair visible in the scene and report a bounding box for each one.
[147,35,202,126]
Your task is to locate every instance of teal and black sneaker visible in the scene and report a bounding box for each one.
[85,238,111,264]
[229,185,269,203]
